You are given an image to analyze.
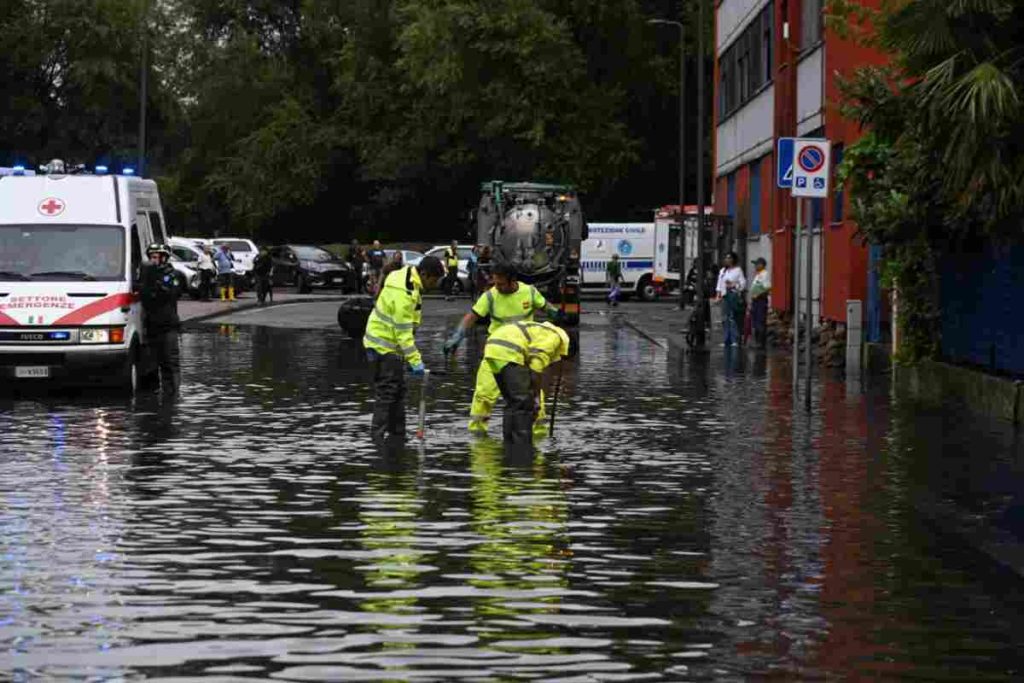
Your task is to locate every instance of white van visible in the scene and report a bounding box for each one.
[0,163,170,393]
[580,223,658,300]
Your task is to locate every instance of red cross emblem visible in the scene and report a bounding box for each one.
[39,197,65,216]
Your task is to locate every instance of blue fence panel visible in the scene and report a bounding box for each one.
[940,245,1024,376]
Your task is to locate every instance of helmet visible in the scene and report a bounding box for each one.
[540,322,572,358]
[146,243,171,257]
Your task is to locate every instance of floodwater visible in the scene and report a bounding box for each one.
[3,308,1024,680]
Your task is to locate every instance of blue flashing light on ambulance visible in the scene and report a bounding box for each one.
[0,159,171,393]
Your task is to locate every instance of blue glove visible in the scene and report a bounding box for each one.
[410,362,426,376]
[443,328,466,354]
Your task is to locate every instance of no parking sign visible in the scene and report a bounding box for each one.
[792,139,831,198]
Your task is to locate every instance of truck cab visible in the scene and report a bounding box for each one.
[0,162,170,393]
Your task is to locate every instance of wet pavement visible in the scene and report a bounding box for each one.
[2,301,1024,679]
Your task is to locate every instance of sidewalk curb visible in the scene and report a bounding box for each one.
[182,296,353,325]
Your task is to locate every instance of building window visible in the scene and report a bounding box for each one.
[727,172,737,221]
[718,1,774,121]
[801,0,822,50]
[832,144,844,223]
[750,159,762,235]
[762,6,772,83]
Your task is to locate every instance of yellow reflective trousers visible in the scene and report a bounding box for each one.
[468,360,547,436]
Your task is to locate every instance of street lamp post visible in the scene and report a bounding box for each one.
[138,0,150,177]
[647,19,686,215]
[694,0,707,348]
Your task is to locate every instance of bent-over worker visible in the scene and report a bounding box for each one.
[363,255,445,442]
[443,261,562,435]
[482,321,570,445]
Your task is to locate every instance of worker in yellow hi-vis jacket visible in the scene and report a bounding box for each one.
[442,261,563,435]
[480,321,570,445]
[363,256,445,442]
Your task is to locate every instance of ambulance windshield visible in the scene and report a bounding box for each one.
[0,225,125,281]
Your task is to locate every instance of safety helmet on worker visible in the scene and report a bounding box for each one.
[539,321,571,358]
[146,243,171,258]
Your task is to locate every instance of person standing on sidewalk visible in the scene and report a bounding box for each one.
[214,243,236,301]
[749,257,771,348]
[363,256,445,443]
[443,240,461,299]
[348,240,366,294]
[367,240,386,295]
[606,254,624,307]
[140,244,182,394]
[467,245,480,300]
[715,252,746,348]
[197,245,216,301]
[254,246,274,305]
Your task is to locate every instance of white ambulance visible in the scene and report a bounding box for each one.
[0,161,169,393]
[580,223,659,300]
[652,205,714,292]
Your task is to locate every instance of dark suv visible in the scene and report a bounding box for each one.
[271,245,356,293]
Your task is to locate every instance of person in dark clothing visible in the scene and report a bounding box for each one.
[140,243,182,394]
[749,257,771,348]
[348,240,366,293]
[606,254,624,306]
[367,240,386,294]
[254,246,273,305]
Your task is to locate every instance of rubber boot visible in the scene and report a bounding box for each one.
[228,286,236,302]
[468,417,489,435]
[220,287,227,301]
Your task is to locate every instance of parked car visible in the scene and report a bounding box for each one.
[270,244,356,293]
[167,237,207,299]
[387,249,425,267]
[423,245,472,294]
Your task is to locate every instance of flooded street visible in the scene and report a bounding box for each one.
[3,301,1024,680]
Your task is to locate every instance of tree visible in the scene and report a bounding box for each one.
[833,0,1024,360]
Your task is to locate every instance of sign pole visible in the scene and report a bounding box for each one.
[804,199,813,410]
[792,199,801,392]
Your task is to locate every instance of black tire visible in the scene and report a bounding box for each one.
[118,344,140,395]
[637,276,658,302]
[451,279,464,296]
[337,296,374,338]
[297,273,312,294]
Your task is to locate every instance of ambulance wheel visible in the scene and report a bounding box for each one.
[637,276,659,302]
[119,344,140,395]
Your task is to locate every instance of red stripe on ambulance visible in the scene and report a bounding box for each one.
[52,293,136,326]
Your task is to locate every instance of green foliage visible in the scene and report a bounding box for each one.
[0,0,702,240]
[835,0,1024,361]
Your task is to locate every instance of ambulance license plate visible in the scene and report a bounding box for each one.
[15,366,49,379]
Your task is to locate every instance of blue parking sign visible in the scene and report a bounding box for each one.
[777,138,795,188]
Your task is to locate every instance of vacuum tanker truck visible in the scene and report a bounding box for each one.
[476,181,587,325]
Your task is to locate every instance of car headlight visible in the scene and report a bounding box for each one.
[80,327,125,344]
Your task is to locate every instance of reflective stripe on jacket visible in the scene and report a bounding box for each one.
[471,283,547,335]
[483,321,568,373]
[363,265,423,366]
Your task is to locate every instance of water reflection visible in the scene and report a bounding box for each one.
[0,322,1023,678]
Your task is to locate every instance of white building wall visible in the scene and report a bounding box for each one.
[796,47,824,136]
[717,0,773,53]
[716,85,775,176]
